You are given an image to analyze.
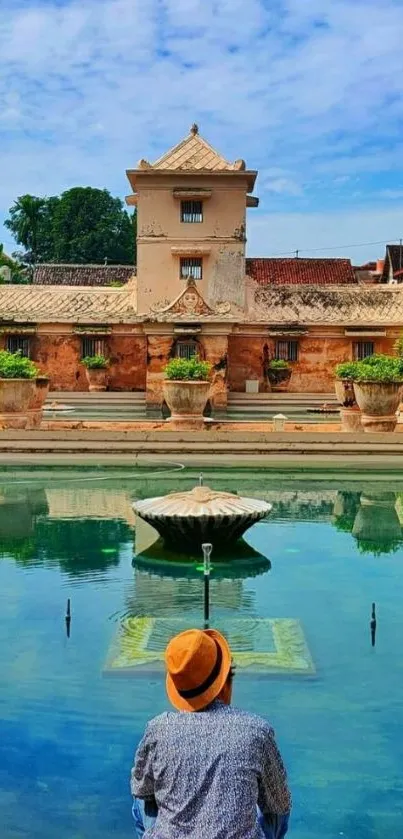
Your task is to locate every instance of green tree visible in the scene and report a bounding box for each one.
[4,194,49,270]
[50,187,135,264]
[5,189,136,267]
[0,243,28,283]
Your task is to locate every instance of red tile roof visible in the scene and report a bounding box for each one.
[246,258,356,285]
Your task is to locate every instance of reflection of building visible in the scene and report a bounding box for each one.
[45,488,136,526]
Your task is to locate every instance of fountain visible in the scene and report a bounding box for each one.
[132,484,272,553]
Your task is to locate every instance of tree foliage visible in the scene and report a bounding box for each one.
[5,188,136,267]
[0,244,28,284]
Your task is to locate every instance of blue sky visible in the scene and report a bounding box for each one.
[1,0,403,263]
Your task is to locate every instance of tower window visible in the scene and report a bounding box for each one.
[181,201,203,223]
[180,258,203,280]
[275,340,299,362]
[353,341,374,360]
[81,337,106,359]
[6,335,31,357]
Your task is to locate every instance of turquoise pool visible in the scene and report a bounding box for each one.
[1,466,403,839]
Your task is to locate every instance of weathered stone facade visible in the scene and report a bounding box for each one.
[2,126,403,404]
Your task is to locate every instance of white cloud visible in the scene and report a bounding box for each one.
[1,0,403,260]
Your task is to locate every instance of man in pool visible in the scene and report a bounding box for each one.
[130,627,291,839]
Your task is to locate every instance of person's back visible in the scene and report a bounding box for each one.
[131,628,291,839]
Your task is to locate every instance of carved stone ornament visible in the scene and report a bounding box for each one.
[150,278,214,316]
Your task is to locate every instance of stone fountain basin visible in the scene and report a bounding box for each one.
[133,485,272,551]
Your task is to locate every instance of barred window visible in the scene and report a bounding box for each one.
[81,337,105,359]
[6,335,30,358]
[275,340,299,362]
[175,339,199,360]
[180,258,203,280]
[353,341,374,361]
[181,201,203,223]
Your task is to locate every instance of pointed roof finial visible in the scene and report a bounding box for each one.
[190,123,199,136]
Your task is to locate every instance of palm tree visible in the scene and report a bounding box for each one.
[4,195,47,271]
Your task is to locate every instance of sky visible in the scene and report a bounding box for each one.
[1,0,403,264]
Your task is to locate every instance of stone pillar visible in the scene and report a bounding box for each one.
[145,334,173,414]
[203,333,229,413]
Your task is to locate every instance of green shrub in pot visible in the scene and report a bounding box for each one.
[164,356,211,381]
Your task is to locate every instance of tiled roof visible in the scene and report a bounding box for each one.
[151,128,238,172]
[249,285,403,325]
[33,264,136,286]
[0,285,137,324]
[246,258,356,285]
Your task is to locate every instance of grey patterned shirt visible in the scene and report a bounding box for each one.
[131,700,291,839]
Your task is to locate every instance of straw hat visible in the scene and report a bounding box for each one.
[165,628,232,712]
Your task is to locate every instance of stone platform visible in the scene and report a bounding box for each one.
[104,616,315,678]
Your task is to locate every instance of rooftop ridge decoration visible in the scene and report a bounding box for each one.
[140,124,247,173]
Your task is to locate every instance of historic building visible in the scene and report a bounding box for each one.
[1,125,402,409]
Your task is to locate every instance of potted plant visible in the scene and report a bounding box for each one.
[334,361,362,432]
[163,356,212,426]
[0,350,38,428]
[266,359,292,392]
[82,354,109,392]
[26,375,50,429]
[351,355,403,432]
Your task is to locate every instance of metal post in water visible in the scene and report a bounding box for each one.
[202,543,212,628]
[199,473,204,486]
[66,598,71,638]
[370,602,377,647]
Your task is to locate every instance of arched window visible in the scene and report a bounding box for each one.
[175,339,199,360]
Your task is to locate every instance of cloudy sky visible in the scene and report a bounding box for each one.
[1,0,403,263]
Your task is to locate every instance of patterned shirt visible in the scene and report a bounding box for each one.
[131,700,291,839]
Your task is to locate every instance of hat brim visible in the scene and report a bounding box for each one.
[166,629,232,712]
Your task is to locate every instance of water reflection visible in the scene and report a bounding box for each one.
[333,491,403,556]
[0,487,133,575]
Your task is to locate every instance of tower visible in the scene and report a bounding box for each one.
[126,124,258,314]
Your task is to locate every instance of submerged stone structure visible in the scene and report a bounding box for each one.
[133,485,272,551]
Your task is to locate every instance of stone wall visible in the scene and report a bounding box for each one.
[0,329,147,392]
[228,331,398,393]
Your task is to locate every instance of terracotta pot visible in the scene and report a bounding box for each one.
[163,380,211,425]
[267,366,292,392]
[340,406,363,432]
[353,380,402,432]
[0,378,37,429]
[335,379,356,408]
[85,367,108,392]
[26,377,50,429]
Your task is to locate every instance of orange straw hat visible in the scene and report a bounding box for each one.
[165,628,232,712]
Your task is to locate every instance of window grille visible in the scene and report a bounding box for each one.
[6,335,30,357]
[353,341,374,361]
[81,337,105,359]
[175,340,199,360]
[275,340,299,362]
[180,258,203,280]
[181,201,203,223]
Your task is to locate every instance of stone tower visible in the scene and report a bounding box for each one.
[126,124,258,314]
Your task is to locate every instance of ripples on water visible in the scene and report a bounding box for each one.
[1,468,403,838]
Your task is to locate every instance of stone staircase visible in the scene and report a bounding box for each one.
[45,391,147,420]
[227,392,338,421]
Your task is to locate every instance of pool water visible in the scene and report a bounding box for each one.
[1,467,403,839]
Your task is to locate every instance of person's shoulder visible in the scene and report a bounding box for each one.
[143,712,170,736]
[229,706,274,736]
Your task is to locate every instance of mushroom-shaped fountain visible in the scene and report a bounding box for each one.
[133,485,272,552]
